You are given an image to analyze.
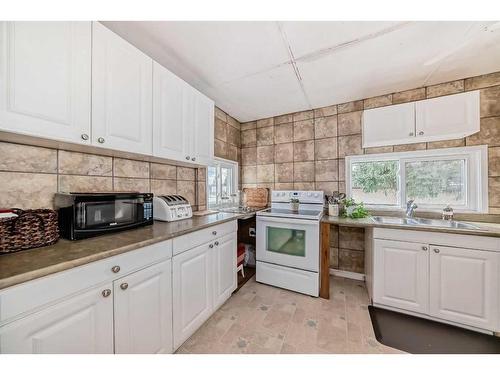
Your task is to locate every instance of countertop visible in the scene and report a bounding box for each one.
[321,215,500,238]
[0,212,245,290]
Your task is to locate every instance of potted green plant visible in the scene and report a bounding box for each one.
[290,197,300,212]
[341,198,370,219]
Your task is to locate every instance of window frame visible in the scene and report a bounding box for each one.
[345,145,488,213]
[206,158,239,209]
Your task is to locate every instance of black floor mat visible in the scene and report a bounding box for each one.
[368,305,500,354]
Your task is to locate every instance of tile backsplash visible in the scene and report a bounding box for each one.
[0,143,206,211]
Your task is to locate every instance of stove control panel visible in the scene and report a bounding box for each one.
[271,190,324,204]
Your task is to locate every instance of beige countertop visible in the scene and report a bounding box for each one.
[0,212,245,290]
[322,215,500,237]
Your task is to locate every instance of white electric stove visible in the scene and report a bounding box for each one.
[256,190,324,297]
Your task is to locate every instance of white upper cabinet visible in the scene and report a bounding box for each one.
[0,22,91,143]
[153,61,188,161]
[415,90,480,142]
[362,102,415,148]
[192,92,215,164]
[363,91,480,148]
[92,22,153,155]
[153,61,214,165]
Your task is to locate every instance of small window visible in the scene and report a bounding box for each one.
[346,146,488,213]
[207,160,238,209]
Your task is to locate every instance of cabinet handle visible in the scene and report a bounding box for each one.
[409,132,414,136]
[102,289,111,298]
[215,241,219,246]
[434,248,440,253]
[111,265,121,273]
[81,133,89,141]
[418,131,424,136]
[209,244,214,249]
[120,282,129,290]
[191,157,196,161]
[422,246,428,251]
[186,156,190,160]
[212,231,217,235]
[97,137,105,144]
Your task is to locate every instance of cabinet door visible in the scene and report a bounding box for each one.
[192,91,215,164]
[0,21,91,143]
[153,61,189,162]
[92,22,152,155]
[172,242,213,350]
[429,245,498,330]
[213,233,237,310]
[362,102,415,148]
[415,91,480,142]
[113,259,172,354]
[0,284,113,354]
[373,239,429,313]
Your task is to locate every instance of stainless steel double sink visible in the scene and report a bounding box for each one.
[371,216,483,230]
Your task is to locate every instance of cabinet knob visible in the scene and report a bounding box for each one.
[120,282,129,290]
[191,157,196,161]
[418,131,424,136]
[212,231,217,235]
[209,244,214,249]
[214,241,219,246]
[102,289,111,298]
[81,133,89,141]
[97,137,105,144]
[111,265,121,273]
[434,248,440,253]
[422,246,428,251]
[186,156,190,160]
[409,132,414,136]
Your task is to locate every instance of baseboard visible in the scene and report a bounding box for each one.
[329,269,365,281]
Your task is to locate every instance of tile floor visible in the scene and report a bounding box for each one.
[176,276,404,354]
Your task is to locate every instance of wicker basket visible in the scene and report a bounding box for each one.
[0,209,59,254]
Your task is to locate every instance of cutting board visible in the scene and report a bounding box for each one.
[243,188,269,208]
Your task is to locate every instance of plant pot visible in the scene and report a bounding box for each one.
[290,202,299,212]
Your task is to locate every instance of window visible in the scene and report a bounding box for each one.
[207,160,238,209]
[345,146,488,212]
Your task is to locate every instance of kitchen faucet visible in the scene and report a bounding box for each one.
[406,199,417,217]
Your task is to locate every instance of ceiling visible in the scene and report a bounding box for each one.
[102,21,500,122]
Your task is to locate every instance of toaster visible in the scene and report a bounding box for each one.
[153,195,193,222]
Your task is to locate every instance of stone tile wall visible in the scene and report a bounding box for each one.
[0,142,206,211]
[214,107,241,162]
[239,70,500,273]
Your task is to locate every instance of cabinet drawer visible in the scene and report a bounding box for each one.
[172,220,237,256]
[0,239,172,324]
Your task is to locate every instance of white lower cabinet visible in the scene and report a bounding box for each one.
[0,222,238,354]
[371,229,500,333]
[172,242,214,350]
[429,245,498,331]
[373,239,429,314]
[0,284,114,354]
[114,259,172,354]
[213,233,238,310]
[172,230,237,350]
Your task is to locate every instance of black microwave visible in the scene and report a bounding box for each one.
[55,192,153,240]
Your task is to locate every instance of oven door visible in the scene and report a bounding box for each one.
[256,216,320,272]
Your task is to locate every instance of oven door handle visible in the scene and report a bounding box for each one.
[256,216,320,226]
